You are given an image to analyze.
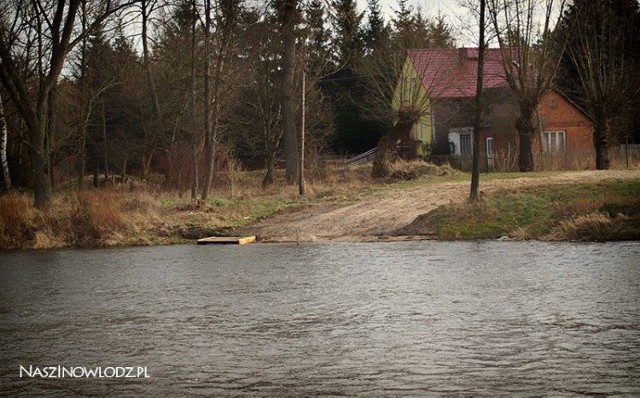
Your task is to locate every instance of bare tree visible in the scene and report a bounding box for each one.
[0,0,131,207]
[139,0,166,177]
[361,40,447,177]
[488,0,566,172]
[201,0,242,201]
[190,0,198,199]
[561,0,640,169]
[275,0,299,184]
[470,0,486,200]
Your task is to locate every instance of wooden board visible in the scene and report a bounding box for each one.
[197,236,256,245]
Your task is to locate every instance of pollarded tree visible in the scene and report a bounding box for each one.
[363,2,457,176]
[557,0,640,169]
[488,0,567,172]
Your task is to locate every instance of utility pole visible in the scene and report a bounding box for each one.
[299,69,306,196]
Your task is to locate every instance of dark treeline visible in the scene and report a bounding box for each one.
[0,0,455,207]
[0,0,638,207]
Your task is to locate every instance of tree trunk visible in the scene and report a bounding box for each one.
[78,122,86,190]
[299,69,306,196]
[46,88,56,192]
[372,114,419,178]
[141,0,163,124]
[201,0,213,201]
[372,135,393,178]
[470,0,486,201]
[201,50,223,201]
[93,165,99,187]
[190,0,198,200]
[593,107,610,170]
[31,98,52,207]
[101,100,109,183]
[78,0,87,191]
[31,135,52,206]
[281,0,298,184]
[516,110,535,172]
[0,94,11,192]
[262,151,276,188]
[121,157,127,183]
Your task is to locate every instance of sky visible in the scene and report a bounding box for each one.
[355,0,477,46]
[355,0,467,17]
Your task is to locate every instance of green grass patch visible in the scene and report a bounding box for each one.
[420,180,640,241]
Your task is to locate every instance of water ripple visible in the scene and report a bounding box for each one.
[0,241,639,396]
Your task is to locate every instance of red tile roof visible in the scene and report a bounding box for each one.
[407,48,508,99]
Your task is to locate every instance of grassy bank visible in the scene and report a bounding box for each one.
[1,162,443,250]
[0,185,312,251]
[2,165,639,250]
[398,179,640,241]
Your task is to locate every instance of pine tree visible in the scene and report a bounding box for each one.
[429,13,456,48]
[363,0,388,53]
[305,0,332,74]
[330,0,364,68]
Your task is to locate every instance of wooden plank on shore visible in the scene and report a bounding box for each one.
[197,236,256,245]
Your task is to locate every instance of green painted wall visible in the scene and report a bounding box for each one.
[391,57,434,154]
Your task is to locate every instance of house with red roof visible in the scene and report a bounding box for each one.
[393,47,593,169]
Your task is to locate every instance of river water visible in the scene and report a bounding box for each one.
[1,241,639,396]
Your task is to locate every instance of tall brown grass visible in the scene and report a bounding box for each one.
[548,212,620,241]
[0,189,159,250]
[0,193,40,249]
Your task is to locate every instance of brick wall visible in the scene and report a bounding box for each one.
[535,90,593,152]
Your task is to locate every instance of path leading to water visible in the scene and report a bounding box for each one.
[238,170,640,242]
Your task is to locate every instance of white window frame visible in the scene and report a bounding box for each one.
[486,137,494,157]
[542,131,566,153]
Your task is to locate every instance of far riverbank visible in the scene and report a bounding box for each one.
[1,167,639,250]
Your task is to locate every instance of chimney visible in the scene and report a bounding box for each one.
[458,47,478,61]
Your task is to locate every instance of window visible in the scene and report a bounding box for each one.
[486,137,494,156]
[460,134,472,155]
[543,131,566,153]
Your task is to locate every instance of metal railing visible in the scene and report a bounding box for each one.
[346,148,377,165]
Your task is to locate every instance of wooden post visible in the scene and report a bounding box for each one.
[299,69,306,196]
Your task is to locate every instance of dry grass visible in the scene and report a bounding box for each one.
[0,193,41,249]
[389,160,462,180]
[0,189,161,250]
[0,163,387,250]
[548,212,616,241]
[9,162,637,249]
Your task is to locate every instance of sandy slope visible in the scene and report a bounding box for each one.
[237,170,640,242]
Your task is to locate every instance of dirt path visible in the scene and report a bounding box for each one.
[238,170,640,242]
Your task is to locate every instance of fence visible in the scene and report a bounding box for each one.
[438,145,640,172]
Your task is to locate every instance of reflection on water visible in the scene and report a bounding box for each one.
[1,241,639,396]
